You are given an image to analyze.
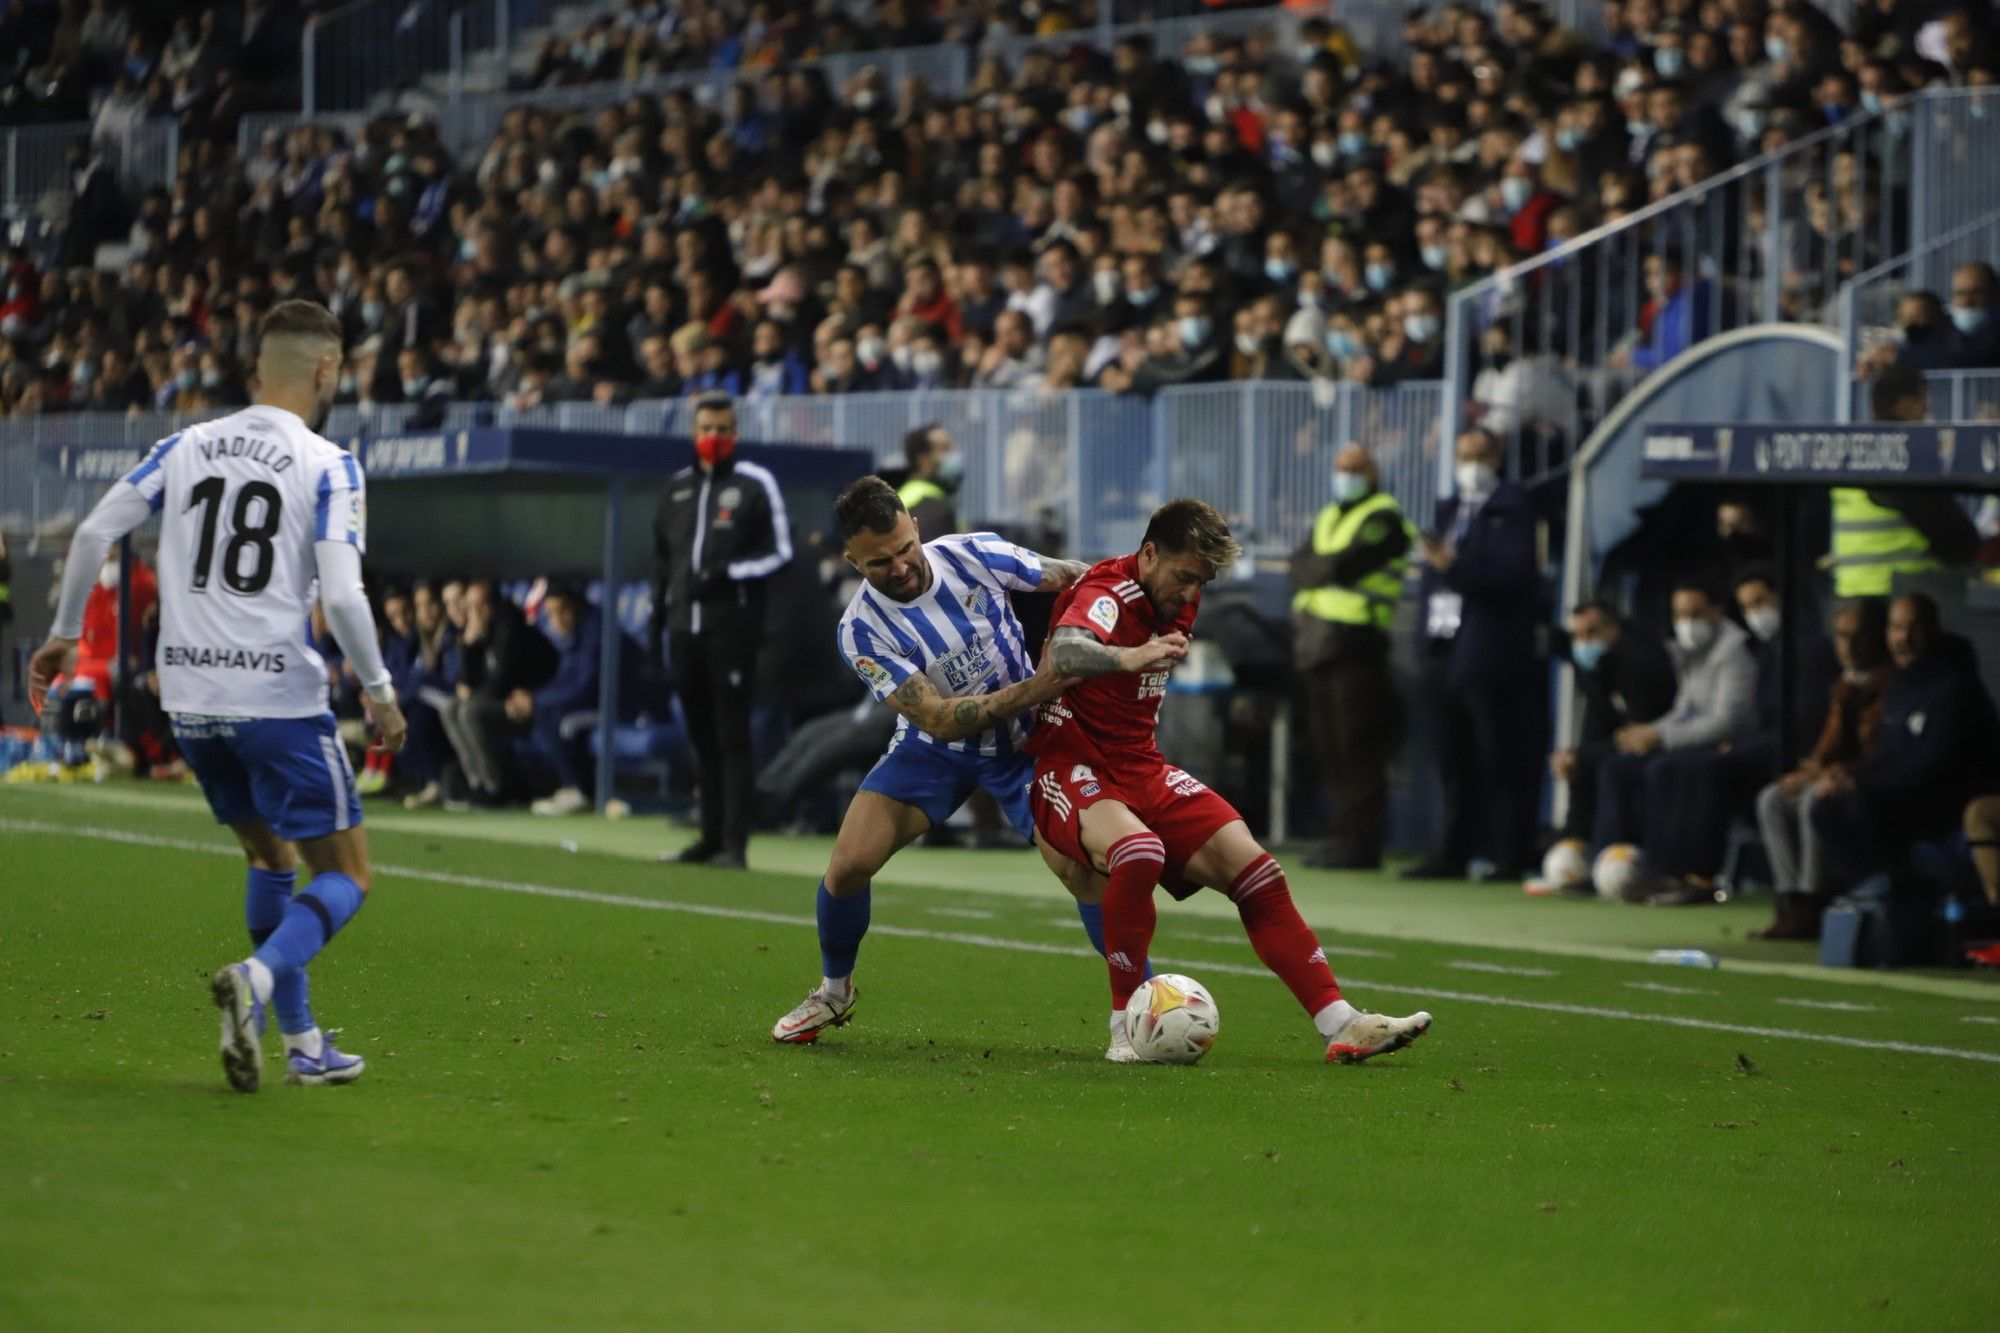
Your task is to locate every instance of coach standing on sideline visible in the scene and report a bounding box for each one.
[1288,443,1414,870]
[652,392,793,869]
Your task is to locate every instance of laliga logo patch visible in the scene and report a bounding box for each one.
[853,655,891,687]
[1086,595,1120,635]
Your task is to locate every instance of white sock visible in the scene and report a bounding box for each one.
[1312,999,1360,1039]
[1109,1010,1125,1034]
[243,957,275,1006]
[285,1026,325,1059]
[821,975,853,1002]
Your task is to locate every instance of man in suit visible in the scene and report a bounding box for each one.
[1404,428,1545,880]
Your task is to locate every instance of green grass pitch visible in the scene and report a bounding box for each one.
[3,782,1998,1331]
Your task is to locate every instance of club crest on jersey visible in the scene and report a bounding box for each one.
[963,586,990,616]
[1086,595,1120,635]
[719,486,742,508]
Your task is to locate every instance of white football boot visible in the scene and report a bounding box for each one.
[1324,1009,1433,1064]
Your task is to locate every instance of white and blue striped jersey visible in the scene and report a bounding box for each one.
[836,532,1044,757]
[123,405,365,719]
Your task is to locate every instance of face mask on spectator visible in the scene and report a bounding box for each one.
[1654,48,1684,78]
[1675,617,1719,653]
[1065,106,1094,133]
[1339,130,1369,157]
[1739,109,1767,139]
[1614,68,1646,100]
[1326,328,1360,359]
[1952,304,1989,334]
[1556,126,1583,152]
[1744,606,1781,642]
[857,335,886,366]
[402,376,428,398]
[890,344,914,373]
[72,361,96,388]
[339,372,357,395]
[1235,331,1262,356]
[1860,91,1884,114]
[458,237,478,262]
[361,299,384,325]
[1311,140,1338,167]
[1094,270,1122,303]
[1455,461,1496,496]
[1499,177,1533,212]
[1627,117,1652,138]
[1365,262,1395,292]
[1128,285,1158,307]
[1186,55,1219,76]
[1178,315,1212,349]
[176,368,197,390]
[936,451,965,487]
[1265,258,1297,282]
[912,348,944,379]
[1332,470,1368,503]
[1403,312,1439,343]
[1421,244,1448,270]
[1765,36,1790,65]
[1146,120,1169,145]
[1572,638,1607,671]
[201,369,223,389]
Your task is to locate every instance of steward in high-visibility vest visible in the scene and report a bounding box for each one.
[1287,446,1416,871]
[1829,487,1940,597]
[899,424,963,535]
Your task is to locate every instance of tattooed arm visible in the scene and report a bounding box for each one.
[1046,625,1191,677]
[884,656,1074,742]
[1035,558,1091,592]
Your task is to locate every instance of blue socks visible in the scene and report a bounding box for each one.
[1076,899,1152,978]
[817,880,871,980]
[253,872,366,980]
[246,868,314,1035]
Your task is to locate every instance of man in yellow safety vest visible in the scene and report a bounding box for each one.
[1831,366,1978,597]
[897,424,963,536]
[1289,443,1417,869]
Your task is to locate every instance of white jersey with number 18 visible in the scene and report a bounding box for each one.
[123,404,365,719]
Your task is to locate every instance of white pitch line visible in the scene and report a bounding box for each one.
[925,907,996,920]
[1775,998,1880,1014]
[1963,1015,2000,1025]
[1446,960,1559,978]
[1625,981,1715,997]
[9,816,2000,1067]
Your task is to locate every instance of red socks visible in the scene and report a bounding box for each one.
[1230,854,1342,1015]
[1102,832,1167,1010]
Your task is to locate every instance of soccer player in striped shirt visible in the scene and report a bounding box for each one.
[771,477,1115,1043]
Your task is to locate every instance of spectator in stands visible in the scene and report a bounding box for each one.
[1405,428,1544,881]
[898,424,962,537]
[396,580,457,811]
[527,587,602,818]
[1591,580,1758,898]
[1946,261,2000,368]
[1832,365,1981,598]
[1610,248,1715,374]
[1550,598,1678,852]
[1752,599,1892,940]
[1811,592,2000,909]
[441,578,556,808]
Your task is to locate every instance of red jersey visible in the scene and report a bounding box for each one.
[1025,553,1199,779]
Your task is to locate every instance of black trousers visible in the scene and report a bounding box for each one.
[670,624,761,855]
[1427,668,1542,873]
[1304,649,1401,863]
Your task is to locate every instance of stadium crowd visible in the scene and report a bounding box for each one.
[7,0,2000,425]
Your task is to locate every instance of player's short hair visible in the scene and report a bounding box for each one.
[834,475,906,540]
[258,299,341,350]
[1141,498,1241,574]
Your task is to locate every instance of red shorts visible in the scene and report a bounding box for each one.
[1029,756,1243,899]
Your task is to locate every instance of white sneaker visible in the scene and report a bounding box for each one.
[771,983,857,1044]
[1325,1010,1433,1064]
[402,781,441,810]
[1105,1011,1146,1063]
[531,787,590,816]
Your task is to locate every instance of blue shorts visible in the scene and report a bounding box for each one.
[858,740,1034,840]
[172,713,362,843]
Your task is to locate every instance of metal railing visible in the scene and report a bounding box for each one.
[1442,87,2000,495]
[305,0,558,113]
[0,380,1443,559]
[1836,208,2000,420]
[1923,368,2000,421]
[2,118,179,215]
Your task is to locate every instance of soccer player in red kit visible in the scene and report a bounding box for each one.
[1028,498,1433,1063]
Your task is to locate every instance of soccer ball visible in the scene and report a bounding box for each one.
[1592,843,1645,902]
[1540,838,1590,891]
[1124,973,1219,1064]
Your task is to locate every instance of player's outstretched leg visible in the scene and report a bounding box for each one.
[243,863,360,1085]
[774,792,926,1044]
[1195,826,1432,1063]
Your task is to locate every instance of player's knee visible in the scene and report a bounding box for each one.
[823,854,877,896]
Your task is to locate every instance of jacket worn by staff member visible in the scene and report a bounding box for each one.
[898,476,959,537]
[1830,488,1939,597]
[652,455,794,639]
[1288,489,1415,669]
[1416,480,1541,688]
[1802,665,1891,775]
[1854,635,2000,824]
[1655,618,1758,751]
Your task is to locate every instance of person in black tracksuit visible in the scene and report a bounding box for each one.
[652,393,793,868]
